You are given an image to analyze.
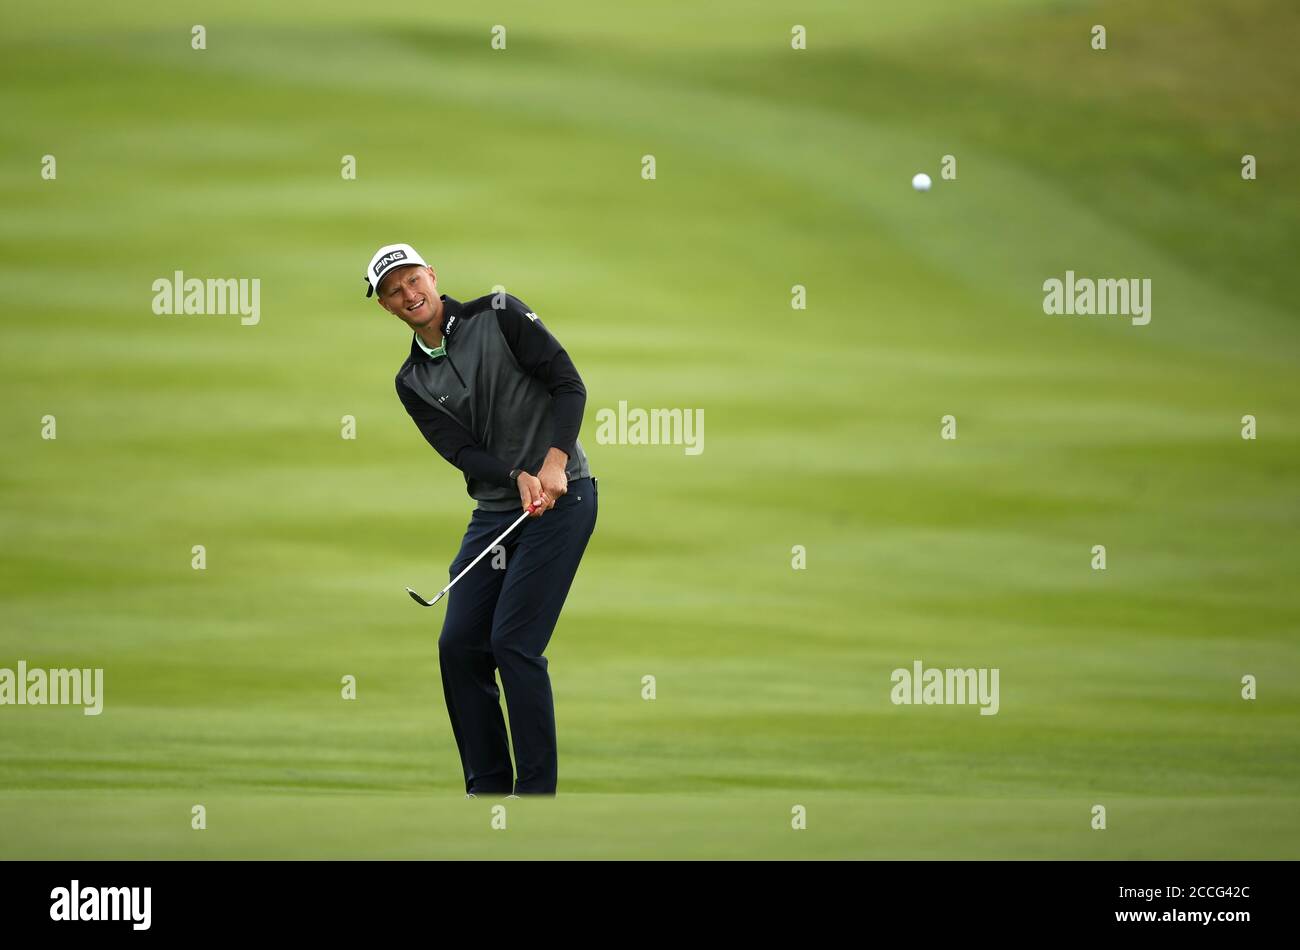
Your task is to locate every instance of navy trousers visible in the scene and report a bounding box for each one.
[437,476,598,795]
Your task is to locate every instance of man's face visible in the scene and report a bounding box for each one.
[376,264,439,330]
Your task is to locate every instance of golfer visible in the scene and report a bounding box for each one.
[367,243,597,797]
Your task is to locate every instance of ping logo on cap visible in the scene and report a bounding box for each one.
[373,249,408,276]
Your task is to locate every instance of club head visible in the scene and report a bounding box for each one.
[405,586,443,608]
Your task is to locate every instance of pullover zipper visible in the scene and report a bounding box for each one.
[445,352,467,389]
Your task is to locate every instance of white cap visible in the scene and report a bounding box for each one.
[364,243,428,298]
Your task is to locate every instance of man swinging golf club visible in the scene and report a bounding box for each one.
[368,242,598,797]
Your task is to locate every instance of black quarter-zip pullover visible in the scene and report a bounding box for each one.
[395,293,592,511]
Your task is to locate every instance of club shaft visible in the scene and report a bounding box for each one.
[436,507,533,599]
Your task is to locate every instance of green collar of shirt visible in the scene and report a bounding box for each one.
[414,333,446,359]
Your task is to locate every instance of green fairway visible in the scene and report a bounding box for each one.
[1,0,1297,859]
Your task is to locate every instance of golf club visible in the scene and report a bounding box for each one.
[405,499,543,607]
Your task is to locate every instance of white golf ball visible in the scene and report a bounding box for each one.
[912,173,932,192]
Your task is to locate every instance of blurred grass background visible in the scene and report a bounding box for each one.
[0,0,1297,857]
